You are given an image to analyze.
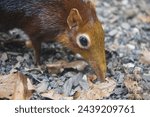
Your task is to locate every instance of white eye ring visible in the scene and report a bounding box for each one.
[76,33,91,49]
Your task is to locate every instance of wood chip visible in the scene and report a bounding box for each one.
[124,75,143,99]
[140,50,150,65]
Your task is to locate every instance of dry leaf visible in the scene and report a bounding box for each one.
[41,90,73,100]
[75,78,116,100]
[24,67,44,74]
[0,72,34,100]
[133,67,142,81]
[124,75,143,99]
[124,77,141,93]
[13,73,28,99]
[65,61,88,71]
[47,60,67,74]
[140,50,150,65]
[41,77,116,100]
[138,15,150,23]
[27,78,35,91]
[0,74,16,99]
[47,60,88,74]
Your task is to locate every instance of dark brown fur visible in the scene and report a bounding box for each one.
[0,0,96,63]
[0,0,106,81]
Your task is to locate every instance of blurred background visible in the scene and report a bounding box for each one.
[96,0,150,99]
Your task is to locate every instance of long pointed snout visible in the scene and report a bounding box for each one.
[90,60,106,81]
[88,45,106,82]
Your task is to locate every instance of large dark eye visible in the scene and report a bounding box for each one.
[79,36,88,47]
[76,34,91,49]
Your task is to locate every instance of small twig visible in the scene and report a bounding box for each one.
[25,67,44,74]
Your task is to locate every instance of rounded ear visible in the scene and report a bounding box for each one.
[67,8,83,29]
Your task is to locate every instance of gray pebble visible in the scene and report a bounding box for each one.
[0,53,8,63]
[121,23,130,30]
[108,29,118,37]
[125,9,137,19]
[143,74,150,82]
[50,81,58,88]
[16,56,24,62]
